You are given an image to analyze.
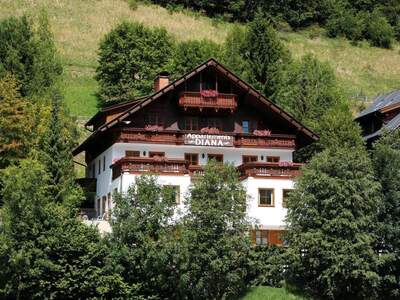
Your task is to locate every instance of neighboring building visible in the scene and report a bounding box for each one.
[73,59,318,246]
[356,90,400,145]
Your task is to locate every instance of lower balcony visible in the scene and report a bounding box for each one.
[238,162,304,179]
[112,157,188,179]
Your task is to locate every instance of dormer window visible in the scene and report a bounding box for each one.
[242,120,257,134]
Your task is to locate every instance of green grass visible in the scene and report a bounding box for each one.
[241,286,307,300]
[1,0,399,118]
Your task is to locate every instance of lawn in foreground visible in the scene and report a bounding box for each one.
[241,286,307,300]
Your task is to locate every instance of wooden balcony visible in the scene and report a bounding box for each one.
[179,91,237,112]
[112,157,188,179]
[188,165,205,177]
[238,162,304,179]
[234,134,296,149]
[118,129,296,150]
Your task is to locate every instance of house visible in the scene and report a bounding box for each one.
[356,90,400,145]
[73,59,318,245]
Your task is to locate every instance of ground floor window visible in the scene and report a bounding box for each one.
[185,153,199,165]
[267,156,280,163]
[208,153,223,162]
[242,155,258,164]
[258,188,274,207]
[251,229,285,246]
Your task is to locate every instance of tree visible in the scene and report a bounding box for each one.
[109,176,181,299]
[0,74,33,169]
[275,54,342,130]
[37,91,79,204]
[180,161,251,299]
[0,159,129,299]
[243,14,290,99]
[221,25,249,79]
[0,13,62,98]
[372,130,400,299]
[96,21,174,106]
[285,146,381,299]
[168,39,222,79]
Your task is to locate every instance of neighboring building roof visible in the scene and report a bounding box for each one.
[357,90,400,119]
[363,112,400,141]
[73,58,318,156]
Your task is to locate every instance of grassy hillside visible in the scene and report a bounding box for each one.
[1,0,400,118]
[241,286,307,300]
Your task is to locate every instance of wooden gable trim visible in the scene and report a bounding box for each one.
[73,58,318,156]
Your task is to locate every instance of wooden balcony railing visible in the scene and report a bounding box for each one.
[237,162,304,179]
[188,165,205,177]
[118,128,296,149]
[112,157,188,179]
[179,91,237,111]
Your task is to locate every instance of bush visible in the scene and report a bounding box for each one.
[246,245,286,287]
[326,9,365,42]
[126,0,139,10]
[364,10,395,48]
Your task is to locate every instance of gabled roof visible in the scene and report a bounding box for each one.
[73,58,318,156]
[363,111,400,141]
[357,90,400,119]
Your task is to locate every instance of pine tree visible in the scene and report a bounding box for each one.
[0,159,129,299]
[372,130,400,299]
[285,146,381,299]
[0,74,32,169]
[243,14,290,98]
[38,91,78,203]
[275,54,342,130]
[180,161,251,299]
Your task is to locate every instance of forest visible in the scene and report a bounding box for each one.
[0,2,400,299]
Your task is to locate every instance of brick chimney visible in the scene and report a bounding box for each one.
[154,72,170,92]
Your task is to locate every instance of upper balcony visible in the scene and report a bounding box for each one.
[178,91,237,112]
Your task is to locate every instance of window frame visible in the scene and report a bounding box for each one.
[207,153,223,163]
[258,188,275,207]
[242,155,258,164]
[267,156,280,163]
[149,151,165,158]
[185,153,199,166]
[98,159,101,174]
[126,150,140,157]
[103,156,106,171]
[184,116,199,131]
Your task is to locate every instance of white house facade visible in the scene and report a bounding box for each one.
[74,59,318,245]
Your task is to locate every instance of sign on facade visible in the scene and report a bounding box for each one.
[184,133,234,147]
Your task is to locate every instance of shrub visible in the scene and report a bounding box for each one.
[326,9,365,41]
[364,10,395,48]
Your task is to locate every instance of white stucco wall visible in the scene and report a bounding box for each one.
[87,142,297,228]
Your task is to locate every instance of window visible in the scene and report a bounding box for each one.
[164,185,180,204]
[184,117,199,131]
[267,156,280,163]
[207,118,222,130]
[242,120,249,134]
[242,155,258,164]
[149,151,165,158]
[255,229,269,245]
[92,162,95,178]
[208,154,223,162]
[98,159,101,174]
[185,153,199,165]
[146,111,163,127]
[282,189,293,208]
[103,156,106,171]
[126,150,140,157]
[259,188,274,206]
[242,120,257,133]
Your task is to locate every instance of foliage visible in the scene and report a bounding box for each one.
[285,147,381,299]
[168,39,222,79]
[241,286,307,300]
[96,21,174,106]
[326,8,365,42]
[179,161,251,299]
[364,10,395,49]
[0,74,33,169]
[37,92,80,204]
[243,14,291,99]
[109,176,181,299]
[0,159,128,299]
[276,54,341,130]
[246,245,286,287]
[372,130,400,299]
[0,13,62,98]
